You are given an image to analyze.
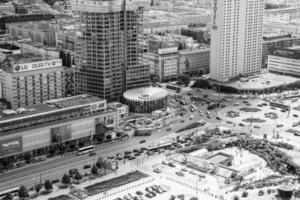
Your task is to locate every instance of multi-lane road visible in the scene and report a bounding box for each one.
[0,108,208,192]
[0,92,257,192]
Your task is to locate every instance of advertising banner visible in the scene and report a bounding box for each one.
[0,136,23,157]
[13,59,62,73]
[51,124,71,143]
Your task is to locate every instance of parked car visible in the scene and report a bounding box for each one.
[139,140,146,144]
[239,123,245,127]
[69,168,78,175]
[168,162,176,167]
[153,168,161,173]
[167,128,172,131]
[83,164,91,169]
[181,168,188,172]
[175,171,184,176]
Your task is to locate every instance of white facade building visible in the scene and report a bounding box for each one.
[268,48,300,76]
[210,0,264,82]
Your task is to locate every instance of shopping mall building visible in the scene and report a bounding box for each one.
[0,95,121,168]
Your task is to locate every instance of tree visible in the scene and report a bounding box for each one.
[233,195,239,200]
[91,165,98,175]
[74,173,82,180]
[24,152,31,163]
[96,156,104,169]
[44,179,53,191]
[103,160,112,174]
[18,185,29,199]
[192,79,210,89]
[61,174,71,185]
[176,79,184,86]
[177,74,191,86]
[2,193,13,200]
[34,184,42,194]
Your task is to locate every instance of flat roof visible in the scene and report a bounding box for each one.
[270,48,300,59]
[0,43,20,50]
[207,154,230,164]
[0,95,105,123]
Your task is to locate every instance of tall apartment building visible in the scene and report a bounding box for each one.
[210,0,264,82]
[71,0,150,101]
[0,53,65,109]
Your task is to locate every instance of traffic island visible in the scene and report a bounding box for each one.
[242,118,266,123]
[239,107,261,112]
[84,170,149,196]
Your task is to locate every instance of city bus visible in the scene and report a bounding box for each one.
[134,128,152,136]
[166,84,181,93]
[0,187,19,199]
[76,145,94,155]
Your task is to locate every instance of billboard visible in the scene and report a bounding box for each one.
[0,136,23,157]
[51,124,71,143]
[13,59,62,73]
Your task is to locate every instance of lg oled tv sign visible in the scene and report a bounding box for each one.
[13,59,62,73]
[0,136,23,157]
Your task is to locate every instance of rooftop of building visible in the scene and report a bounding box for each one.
[123,87,168,101]
[8,20,58,31]
[263,33,293,41]
[0,43,20,50]
[270,48,300,59]
[0,94,107,123]
[3,52,44,63]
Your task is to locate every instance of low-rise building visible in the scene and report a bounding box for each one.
[7,21,58,47]
[262,34,300,68]
[179,48,210,76]
[0,95,119,167]
[268,48,300,77]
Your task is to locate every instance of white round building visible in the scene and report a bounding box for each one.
[123,87,168,113]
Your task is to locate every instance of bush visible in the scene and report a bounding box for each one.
[241,191,248,198]
[2,193,13,200]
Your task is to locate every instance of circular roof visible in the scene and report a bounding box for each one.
[123,87,168,101]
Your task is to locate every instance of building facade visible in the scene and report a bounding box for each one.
[7,21,58,47]
[179,48,210,76]
[71,0,150,102]
[0,53,65,109]
[0,95,119,167]
[268,48,300,77]
[210,0,264,82]
[262,34,300,68]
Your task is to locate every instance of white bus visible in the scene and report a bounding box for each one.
[77,145,94,155]
[0,187,19,199]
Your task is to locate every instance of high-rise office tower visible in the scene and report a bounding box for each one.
[210,0,264,82]
[71,0,150,101]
